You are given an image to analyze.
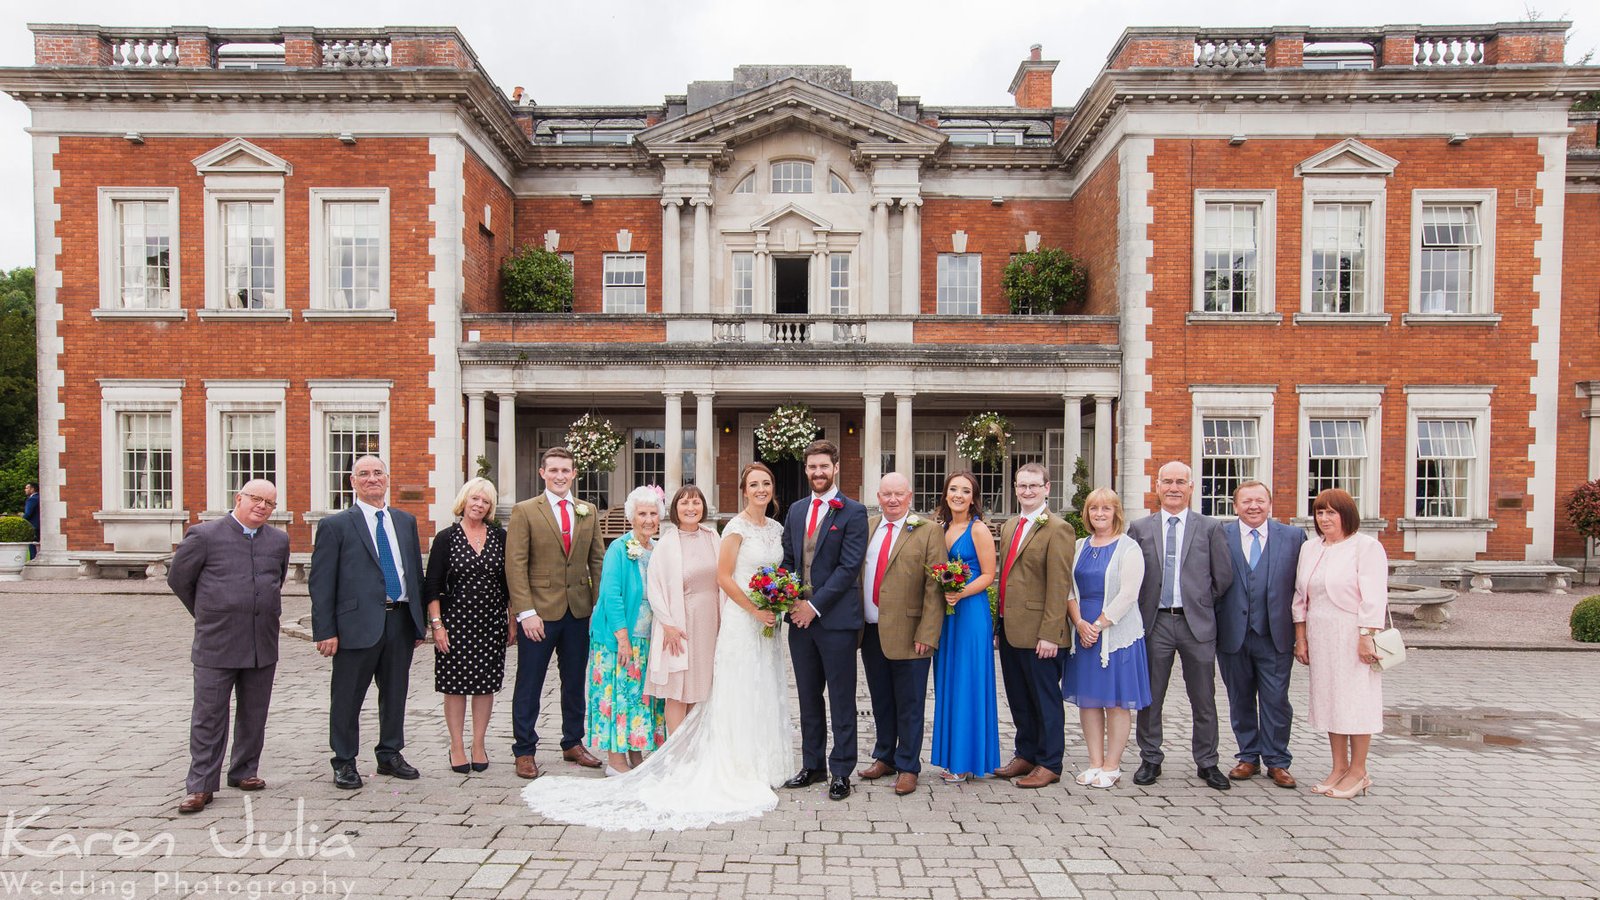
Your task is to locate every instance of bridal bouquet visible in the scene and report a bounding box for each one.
[747,565,804,638]
[928,559,973,615]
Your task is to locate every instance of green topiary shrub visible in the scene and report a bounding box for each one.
[0,515,32,543]
[500,245,574,313]
[1002,247,1088,315]
[1572,595,1600,643]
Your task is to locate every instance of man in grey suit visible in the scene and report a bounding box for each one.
[1128,460,1236,790]
[1216,480,1305,789]
[167,479,290,814]
[310,456,427,790]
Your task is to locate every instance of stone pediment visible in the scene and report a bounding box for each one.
[638,77,944,154]
[748,203,835,232]
[191,138,293,176]
[1294,139,1398,177]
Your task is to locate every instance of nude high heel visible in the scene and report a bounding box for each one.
[1325,776,1371,799]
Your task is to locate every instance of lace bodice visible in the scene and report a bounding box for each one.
[723,515,785,588]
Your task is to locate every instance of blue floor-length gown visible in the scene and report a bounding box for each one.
[930,522,1001,775]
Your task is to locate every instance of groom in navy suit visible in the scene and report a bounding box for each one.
[1216,480,1305,789]
[781,439,868,801]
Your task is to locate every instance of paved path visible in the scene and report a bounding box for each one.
[1,589,1598,899]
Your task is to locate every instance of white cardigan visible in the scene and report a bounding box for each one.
[644,523,721,689]
[1069,534,1146,667]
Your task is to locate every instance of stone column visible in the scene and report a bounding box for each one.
[661,198,682,314]
[872,200,891,315]
[664,391,684,493]
[1093,394,1115,490]
[496,392,517,509]
[862,392,884,504]
[691,198,712,314]
[894,392,914,479]
[900,198,921,315]
[753,232,770,314]
[466,391,486,482]
[695,391,716,511]
[1062,393,1083,508]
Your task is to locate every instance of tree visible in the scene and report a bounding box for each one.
[1002,248,1088,315]
[0,441,37,515]
[500,246,574,313]
[0,267,36,465]
[1060,456,1092,538]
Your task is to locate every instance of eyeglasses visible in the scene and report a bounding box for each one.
[241,493,277,510]
[1015,482,1047,491]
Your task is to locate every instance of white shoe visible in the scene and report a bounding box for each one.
[1074,767,1102,786]
[604,765,624,778]
[1092,768,1121,789]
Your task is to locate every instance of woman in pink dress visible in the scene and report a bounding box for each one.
[1292,488,1388,800]
[646,485,722,735]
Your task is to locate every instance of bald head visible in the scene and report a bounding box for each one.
[351,455,390,507]
[232,479,277,529]
[878,472,913,521]
[1156,460,1193,514]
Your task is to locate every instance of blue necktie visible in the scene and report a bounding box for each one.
[1160,516,1178,608]
[1248,528,1262,571]
[374,510,403,601]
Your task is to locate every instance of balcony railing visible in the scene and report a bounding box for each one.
[1106,21,1568,72]
[31,24,482,72]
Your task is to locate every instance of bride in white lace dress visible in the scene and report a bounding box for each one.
[522,463,794,831]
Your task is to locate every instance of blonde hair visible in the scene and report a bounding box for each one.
[451,477,499,517]
[1082,487,1126,536]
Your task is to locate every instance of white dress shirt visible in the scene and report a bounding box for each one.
[862,513,908,624]
[1239,519,1267,562]
[1160,509,1186,609]
[354,498,407,603]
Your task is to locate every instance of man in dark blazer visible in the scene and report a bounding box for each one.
[781,439,868,801]
[1216,480,1306,789]
[310,455,427,790]
[167,480,289,814]
[1128,460,1236,790]
[856,472,946,797]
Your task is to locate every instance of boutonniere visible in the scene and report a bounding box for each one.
[625,538,644,560]
[574,503,592,518]
[904,514,923,530]
[827,498,844,511]
[1035,511,1051,524]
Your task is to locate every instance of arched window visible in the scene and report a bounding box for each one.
[828,171,851,194]
[732,172,755,194]
[770,160,813,193]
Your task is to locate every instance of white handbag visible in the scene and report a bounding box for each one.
[1370,612,1406,671]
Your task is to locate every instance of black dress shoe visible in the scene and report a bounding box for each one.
[1198,766,1232,790]
[783,768,826,789]
[376,754,420,780]
[1133,762,1162,785]
[332,762,363,790]
[828,775,851,801]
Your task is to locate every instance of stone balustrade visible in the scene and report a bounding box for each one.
[30,24,482,72]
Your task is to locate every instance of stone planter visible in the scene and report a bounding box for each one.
[0,542,28,581]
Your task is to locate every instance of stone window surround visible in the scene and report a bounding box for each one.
[1189,384,1276,517]
[935,252,981,315]
[1297,180,1388,322]
[1405,188,1499,323]
[305,187,395,320]
[200,177,289,319]
[1401,385,1493,524]
[94,187,184,320]
[203,380,288,519]
[1189,190,1278,322]
[305,380,392,523]
[95,379,185,521]
[1294,385,1386,523]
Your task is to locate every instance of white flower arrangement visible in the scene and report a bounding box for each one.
[905,514,923,530]
[1036,511,1051,524]
[564,413,624,473]
[574,502,592,518]
[955,411,1013,467]
[755,403,820,462]
[625,537,644,560]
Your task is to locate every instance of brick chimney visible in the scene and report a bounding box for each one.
[1008,43,1058,109]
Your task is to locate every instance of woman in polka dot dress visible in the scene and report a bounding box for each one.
[424,477,512,775]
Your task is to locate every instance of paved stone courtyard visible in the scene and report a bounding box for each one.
[2,588,1598,899]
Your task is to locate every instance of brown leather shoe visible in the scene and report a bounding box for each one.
[1267,767,1297,789]
[1015,766,1061,789]
[1228,761,1259,780]
[177,792,213,814]
[992,757,1034,779]
[893,772,918,795]
[562,745,602,768]
[858,760,894,780]
[515,755,541,780]
[227,776,266,791]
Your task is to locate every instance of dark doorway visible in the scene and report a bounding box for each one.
[773,257,809,314]
[770,456,805,527]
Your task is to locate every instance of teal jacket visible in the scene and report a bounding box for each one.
[589,530,650,649]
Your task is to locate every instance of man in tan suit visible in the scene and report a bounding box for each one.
[993,462,1074,788]
[505,447,606,779]
[857,473,947,796]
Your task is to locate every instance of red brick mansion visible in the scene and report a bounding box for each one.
[2,21,1598,573]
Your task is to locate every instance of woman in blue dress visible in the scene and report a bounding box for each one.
[1062,487,1151,789]
[930,471,1000,783]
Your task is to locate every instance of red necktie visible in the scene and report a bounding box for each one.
[806,498,824,540]
[871,522,895,608]
[998,518,1028,617]
[559,499,572,554]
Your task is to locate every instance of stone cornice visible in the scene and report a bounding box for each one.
[458,342,1119,368]
[638,76,945,152]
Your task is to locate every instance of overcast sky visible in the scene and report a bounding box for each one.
[0,0,1593,270]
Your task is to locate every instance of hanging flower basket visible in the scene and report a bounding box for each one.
[956,411,1013,466]
[755,403,819,462]
[565,413,624,473]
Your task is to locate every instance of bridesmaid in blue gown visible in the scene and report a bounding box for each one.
[930,471,1001,782]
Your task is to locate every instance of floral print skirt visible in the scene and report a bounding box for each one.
[585,642,666,754]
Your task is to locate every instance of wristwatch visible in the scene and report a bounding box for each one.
[1358,627,1377,636]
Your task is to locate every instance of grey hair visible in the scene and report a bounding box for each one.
[624,485,665,520]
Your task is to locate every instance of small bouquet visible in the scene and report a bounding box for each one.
[747,565,805,638]
[929,559,973,615]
